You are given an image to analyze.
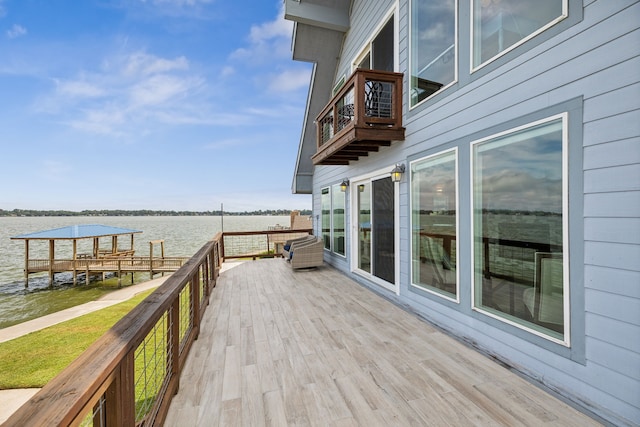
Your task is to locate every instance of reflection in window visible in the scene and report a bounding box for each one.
[358,182,371,273]
[321,188,331,250]
[411,150,457,299]
[472,116,566,341]
[410,0,456,106]
[472,0,566,68]
[332,184,346,256]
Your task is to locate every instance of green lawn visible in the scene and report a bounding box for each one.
[0,288,155,389]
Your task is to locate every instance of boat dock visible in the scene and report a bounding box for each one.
[10,224,189,286]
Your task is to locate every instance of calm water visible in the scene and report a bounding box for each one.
[0,216,289,327]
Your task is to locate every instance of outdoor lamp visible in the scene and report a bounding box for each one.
[340,178,350,192]
[390,164,406,183]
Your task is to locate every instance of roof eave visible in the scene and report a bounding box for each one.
[285,1,350,194]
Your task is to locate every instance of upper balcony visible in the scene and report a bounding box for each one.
[313,69,405,166]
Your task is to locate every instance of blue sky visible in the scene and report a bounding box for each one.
[0,0,312,212]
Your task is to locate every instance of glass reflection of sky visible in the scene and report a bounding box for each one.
[475,124,563,213]
[413,158,456,212]
[412,0,455,84]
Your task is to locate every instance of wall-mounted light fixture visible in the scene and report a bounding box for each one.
[358,184,365,192]
[390,164,406,183]
[340,178,350,192]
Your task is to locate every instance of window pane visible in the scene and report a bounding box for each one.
[473,118,565,340]
[331,184,346,256]
[321,188,331,250]
[410,0,456,106]
[358,183,371,273]
[372,177,395,284]
[411,151,457,298]
[473,0,565,67]
[372,17,394,72]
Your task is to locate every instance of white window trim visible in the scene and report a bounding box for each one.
[469,0,569,73]
[469,113,570,347]
[408,0,458,110]
[350,166,400,295]
[351,3,399,74]
[409,148,460,303]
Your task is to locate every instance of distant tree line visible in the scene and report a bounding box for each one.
[0,209,312,217]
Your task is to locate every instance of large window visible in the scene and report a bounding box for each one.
[321,188,331,250]
[472,115,568,343]
[410,0,456,107]
[472,0,566,68]
[332,184,346,256]
[411,150,458,300]
[321,185,346,256]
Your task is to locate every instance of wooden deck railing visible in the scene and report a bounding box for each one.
[27,257,189,272]
[4,233,223,427]
[221,228,312,259]
[4,228,315,426]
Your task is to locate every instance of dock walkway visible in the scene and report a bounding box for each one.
[164,259,601,426]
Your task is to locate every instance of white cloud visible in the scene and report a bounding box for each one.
[267,68,311,93]
[55,79,106,98]
[33,50,215,136]
[121,52,189,77]
[7,24,27,39]
[220,65,234,78]
[129,73,202,107]
[230,4,293,63]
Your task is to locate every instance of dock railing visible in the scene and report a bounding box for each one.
[3,228,314,427]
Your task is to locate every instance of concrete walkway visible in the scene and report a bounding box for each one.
[0,275,170,424]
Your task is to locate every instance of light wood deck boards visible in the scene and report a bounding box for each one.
[164,259,600,426]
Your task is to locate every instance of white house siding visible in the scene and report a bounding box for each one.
[308,0,640,425]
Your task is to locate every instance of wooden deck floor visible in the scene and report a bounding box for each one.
[164,259,600,426]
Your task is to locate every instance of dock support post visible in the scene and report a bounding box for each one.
[48,239,55,288]
[24,240,29,288]
[117,260,122,288]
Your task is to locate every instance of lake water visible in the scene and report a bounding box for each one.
[0,216,290,327]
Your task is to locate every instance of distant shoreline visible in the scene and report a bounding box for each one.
[0,209,312,217]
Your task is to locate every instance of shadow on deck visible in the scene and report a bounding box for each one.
[164,259,600,426]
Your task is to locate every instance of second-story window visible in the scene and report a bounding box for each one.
[353,15,395,73]
[410,0,457,107]
[472,0,567,69]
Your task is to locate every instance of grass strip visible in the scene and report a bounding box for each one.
[0,288,155,389]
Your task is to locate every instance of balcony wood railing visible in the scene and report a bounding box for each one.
[314,69,405,165]
[3,228,315,427]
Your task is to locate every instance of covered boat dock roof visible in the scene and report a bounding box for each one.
[11,224,142,240]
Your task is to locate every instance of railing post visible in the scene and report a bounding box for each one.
[170,299,180,395]
[192,272,201,339]
[354,70,365,126]
[105,352,135,427]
